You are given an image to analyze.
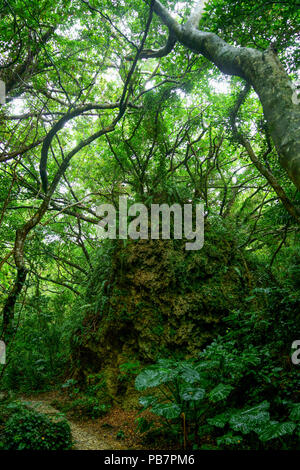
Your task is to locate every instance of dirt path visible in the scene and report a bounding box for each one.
[23,399,127,450]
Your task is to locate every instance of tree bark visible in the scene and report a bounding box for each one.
[230,84,300,225]
[1,267,27,342]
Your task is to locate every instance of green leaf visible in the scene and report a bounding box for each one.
[217,433,243,446]
[195,360,220,371]
[209,383,233,403]
[179,365,201,384]
[135,367,177,391]
[151,403,182,419]
[181,387,205,401]
[207,410,233,428]
[139,396,157,408]
[229,401,270,434]
[289,404,300,422]
[258,421,296,442]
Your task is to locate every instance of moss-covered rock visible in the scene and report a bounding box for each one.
[72,218,256,406]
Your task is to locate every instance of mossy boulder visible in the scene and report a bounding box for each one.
[72,218,256,405]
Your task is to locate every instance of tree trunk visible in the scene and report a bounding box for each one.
[1,267,27,343]
[241,49,300,191]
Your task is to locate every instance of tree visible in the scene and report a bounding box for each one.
[0,0,299,345]
[139,0,300,190]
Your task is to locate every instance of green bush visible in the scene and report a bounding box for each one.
[1,294,72,393]
[63,396,110,419]
[3,409,72,450]
[135,287,300,450]
[135,356,300,449]
[118,361,141,383]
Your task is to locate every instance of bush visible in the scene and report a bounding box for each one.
[135,355,300,449]
[63,396,110,419]
[135,288,300,450]
[3,408,72,450]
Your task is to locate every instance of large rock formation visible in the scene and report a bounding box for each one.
[72,219,254,406]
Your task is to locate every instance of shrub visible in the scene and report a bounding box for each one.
[63,396,110,419]
[134,283,300,449]
[135,349,300,449]
[3,408,72,450]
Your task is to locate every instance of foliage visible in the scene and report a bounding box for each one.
[0,402,72,450]
[1,291,80,392]
[119,361,141,383]
[0,0,299,452]
[61,396,110,419]
[135,283,300,449]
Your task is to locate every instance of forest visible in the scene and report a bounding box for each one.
[0,0,300,453]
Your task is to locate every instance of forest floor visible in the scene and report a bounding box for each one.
[20,391,171,450]
[22,398,124,450]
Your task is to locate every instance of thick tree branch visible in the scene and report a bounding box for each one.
[1,0,157,338]
[127,32,176,60]
[152,1,182,34]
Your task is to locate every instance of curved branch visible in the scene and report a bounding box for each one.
[0,138,44,163]
[127,32,176,60]
[31,271,81,296]
[39,102,120,192]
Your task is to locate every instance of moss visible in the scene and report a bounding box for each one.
[72,219,258,405]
